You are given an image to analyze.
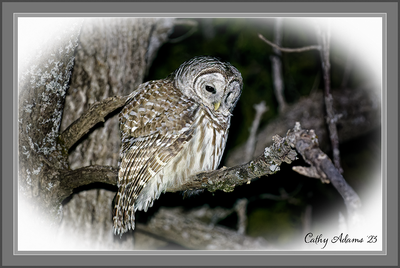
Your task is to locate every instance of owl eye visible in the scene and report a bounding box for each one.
[205,85,216,94]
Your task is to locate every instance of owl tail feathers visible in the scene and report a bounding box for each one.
[112,193,136,237]
[113,207,136,237]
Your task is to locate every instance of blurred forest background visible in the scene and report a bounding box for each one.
[17,17,382,251]
[141,18,382,248]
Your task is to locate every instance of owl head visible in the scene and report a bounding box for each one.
[172,56,243,116]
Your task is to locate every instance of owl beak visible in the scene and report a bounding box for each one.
[213,101,221,111]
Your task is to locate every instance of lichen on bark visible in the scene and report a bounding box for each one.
[18,18,83,220]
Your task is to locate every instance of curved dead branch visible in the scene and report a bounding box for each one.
[59,95,131,150]
[58,166,118,202]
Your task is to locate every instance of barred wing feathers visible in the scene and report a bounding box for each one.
[113,80,199,235]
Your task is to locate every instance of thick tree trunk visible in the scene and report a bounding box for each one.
[18,18,83,223]
[18,17,175,250]
[57,18,174,250]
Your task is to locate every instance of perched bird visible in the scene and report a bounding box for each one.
[113,56,243,235]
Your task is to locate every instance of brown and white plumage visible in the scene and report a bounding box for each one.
[113,56,243,236]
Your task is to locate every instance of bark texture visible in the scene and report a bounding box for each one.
[17,17,175,250]
[57,18,175,250]
[18,19,83,222]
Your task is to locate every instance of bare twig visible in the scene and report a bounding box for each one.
[292,165,324,180]
[317,25,343,173]
[260,26,343,174]
[226,87,381,168]
[258,34,321,53]
[60,95,131,150]
[234,198,248,235]
[245,101,268,162]
[270,18,287,112]
[288,122,362,227]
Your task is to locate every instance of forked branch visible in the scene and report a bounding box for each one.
[289,122,362,227]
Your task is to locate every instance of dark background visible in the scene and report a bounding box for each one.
[139,18,382,248]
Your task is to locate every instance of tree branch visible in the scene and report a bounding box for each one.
[258,33,321,53]
[169,134,298,193]
[245,101,268,162]
[168,19,199,44]
[58,165,118,202]
[288,122,362,227]
[226,87,380,167]
[58,132,298,198]
[59,122,362,229]
[234,198,248,235]
[270,18,287,112]
[59,95,131,150]
[260,27,343,174]
[317,25,344,173]
[18,18,82,219]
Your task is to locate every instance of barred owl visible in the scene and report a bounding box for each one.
[113,56,243,236]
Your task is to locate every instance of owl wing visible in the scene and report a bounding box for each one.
[114,80,199,233]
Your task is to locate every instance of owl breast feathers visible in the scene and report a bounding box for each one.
[113,56,243,236]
